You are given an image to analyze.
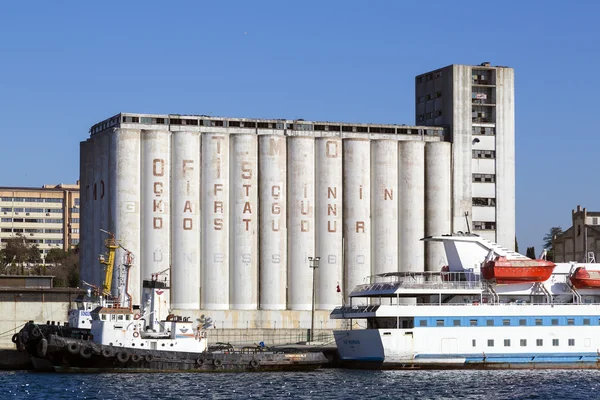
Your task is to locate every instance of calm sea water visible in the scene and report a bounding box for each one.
[1,369,599,399]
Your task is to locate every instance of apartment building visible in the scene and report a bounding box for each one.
[0,183,80,260]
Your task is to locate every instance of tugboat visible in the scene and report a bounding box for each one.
[16,235,328,372]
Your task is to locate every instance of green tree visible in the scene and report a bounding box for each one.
[543,226,563,262]
[526,246,536,259]
[49,246,79,287]
[543,227,563,250]
[45,248,67,265]
[0,235,32,274]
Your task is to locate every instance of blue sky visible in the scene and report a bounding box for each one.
[0,1,598,253]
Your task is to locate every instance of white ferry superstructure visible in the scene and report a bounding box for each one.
[331,233,600,369]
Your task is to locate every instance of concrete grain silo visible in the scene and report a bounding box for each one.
[79,101,516,330]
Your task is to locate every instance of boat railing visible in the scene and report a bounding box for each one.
[331,305,380,315]
[333,301,600,311]
[352,272,483,293]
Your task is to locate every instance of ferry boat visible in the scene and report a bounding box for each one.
[16,235,327,372]
[331,233,600,369]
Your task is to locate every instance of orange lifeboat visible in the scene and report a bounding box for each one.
[569,267,600,289]
[481,256,555,284]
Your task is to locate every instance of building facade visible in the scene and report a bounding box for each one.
[0,183,80,260]
[416,62,515,248]
[79,62,516,329]
[553,205,600,263]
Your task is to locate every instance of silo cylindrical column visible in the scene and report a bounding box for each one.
[371,139,399,276]
[258,135,287,310]
[398,141,425,273]
[230,134,258,310]
[201,133,229,310]
[425,141,452,272]
[171,131,201,310]
[315,137,343,310]
[287,136,315,311]
[343,139,371,303]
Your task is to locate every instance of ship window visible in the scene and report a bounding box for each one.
[101,314,106,320]
[436,320,445,327]
[487,339,494,347]
[453,320,461,326]
[536,339,543,346]
[504,339,510,347]
[567,318,575,326]
[552,339,559,346]
[584,318,591,325]
[470,320,478,326]
[419,320,427,327]
[472,339,476,347]
[568,339,575,346]
[502,319,510,326]
[519,319,526,326]
[117,315,124,321]
[126,315,131,321]
[535,319,543,326]
[520,339,527,347]
[551,319,558,326]
[486,320,494,326]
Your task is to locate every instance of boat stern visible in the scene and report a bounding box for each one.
[334,329,385,366]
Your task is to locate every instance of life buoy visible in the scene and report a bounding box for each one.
[213,359,223,367]
[37,338,48,357]
[134,314,141,320]
[101,348,113,358]
[133,331,140,338]
[117,351,130,363]
[250,359,259,369]
[80,346,93,359]
[131,354,142,362]
[67,342,81,354]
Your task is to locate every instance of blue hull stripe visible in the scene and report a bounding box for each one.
[342,353,600,364]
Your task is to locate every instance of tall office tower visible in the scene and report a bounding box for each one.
[416,62,515,250]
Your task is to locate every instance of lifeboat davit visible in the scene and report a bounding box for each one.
[569,267,600,289]
[481,256,555,284]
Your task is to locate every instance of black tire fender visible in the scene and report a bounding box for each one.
[79,346,93,359]
[37,338,48,357]
[67,342,81,354]
[101,348,114,358]
[196,357,204,366]
[12,333,19,344]
[31,326,41,338]
[250,359,259,369]
[145,354,154,363]
[117,351,130,363]
[213,358,223,367]
[131,354,142,362]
